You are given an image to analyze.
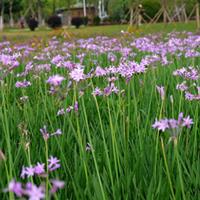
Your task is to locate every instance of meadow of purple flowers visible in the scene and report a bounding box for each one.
[0,31,199,199]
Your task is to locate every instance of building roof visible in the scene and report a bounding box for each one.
[70,2,95,9]
[56,3,95,13]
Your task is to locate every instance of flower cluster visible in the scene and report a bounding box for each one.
[5,154,63,199]
[15,80,31,88]
[57,101,79,116]
[5,179,64,199]
[69,66,85,82]
[152,112,193,133]
[40,125,62,140]
[21,156,61,178]
[46,74,65,86]
[173,67,199,80]
[173,67,199,101]
[92,82,120,96]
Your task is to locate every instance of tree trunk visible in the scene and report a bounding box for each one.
[9,0,14,27]
[52,0,56,14]
[102,0,105,16]
[37,0,42,26]
[196,2,200,30]
[163,0,167,23]
[0,0,4,31]
[0,15,3,31]
[98,0,102,18]
[130,7,133,26]
[83,0,87,17]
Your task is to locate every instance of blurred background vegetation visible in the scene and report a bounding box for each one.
[0,0,199,26]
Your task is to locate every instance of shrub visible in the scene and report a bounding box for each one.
[47,15,62,29]
[82,17,88,26]
[71,17,83,28]
[142,0,161,22]
[28,18,38,31]
[93,16,101,25]
[108,0,125,23]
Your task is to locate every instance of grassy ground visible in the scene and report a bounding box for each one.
[0,21,197,42]
[0,22,199,199]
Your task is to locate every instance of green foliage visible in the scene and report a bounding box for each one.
[0,30,199,199]
[93,16,101,25]
[108,0,126,22]
[71,17,84,28]
[4,0,23,14]
[47,15,62,29]
[107,0,161,23]
[142,0,161,20]
[27,17,38,31]
[82,16,89,26]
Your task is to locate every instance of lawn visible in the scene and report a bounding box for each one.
[0,22,199,199]
[0,21,198,42]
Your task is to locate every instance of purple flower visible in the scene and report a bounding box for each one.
[51,55,64,65]
[92,87,103,96]
[178,112,184,124]
[182,116,193,128]
[50,179,65,194]
[66,106,73,113]
[152,119,169,132]
[21,166,35,179]
[156,85,165,100]
[27,166,35,176]
[69,67,85,82]
[95,66,107,77]
[26,185,45,200]
[152,113,193,133]
[103,86,112,96]
[168,119,178,129]
[34,163,45,175]
[40,125,49,140]
[173,67,199,80]
[46,75,65,86]
[176,82,188,91]
[40,126,62,139]
[15,80,31,88]
[48,156,61,171]
[7,180,24,197]
[51,129,62,136]
[20,166,27,179]
[185,92,195,101]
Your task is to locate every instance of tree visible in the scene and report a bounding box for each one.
[127,0,141,26]
[0,0,4,31]
[83,0,86,16]
[196,0,200,29]
[37,0,42,25]
[9,0,14,27]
